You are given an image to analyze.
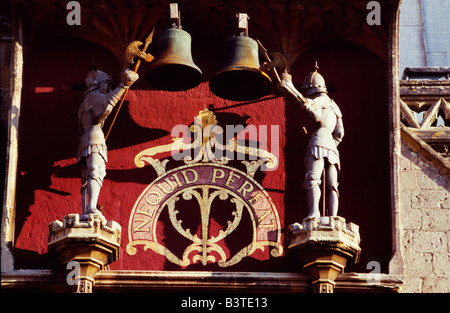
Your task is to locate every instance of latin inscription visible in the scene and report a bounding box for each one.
[127,164,283,265]
[132,166,275,234]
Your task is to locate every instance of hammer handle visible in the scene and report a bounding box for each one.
[105,59,141,141]
[105,29,154,141]
[257,40,307,135]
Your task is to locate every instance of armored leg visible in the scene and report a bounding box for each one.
[325,164,339,216]
[80,162,89,214]
[303,154,324,218]
[85,152,106,215]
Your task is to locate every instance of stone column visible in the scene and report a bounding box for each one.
[48,214,121,293]
[1,3,23,270]
[288,216,361,293]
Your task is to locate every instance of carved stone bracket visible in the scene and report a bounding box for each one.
[400,67,450,163]
[288,216,361,293]
[47,214,121,293]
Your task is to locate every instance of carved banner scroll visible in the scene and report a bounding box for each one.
[127,163,283,267]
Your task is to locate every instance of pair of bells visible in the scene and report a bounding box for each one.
[146,24,272,101]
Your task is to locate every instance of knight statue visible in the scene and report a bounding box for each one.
[273,62,344,218]
[77,65,139,219]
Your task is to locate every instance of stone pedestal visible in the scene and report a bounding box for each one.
[288,216,361,293]
[48,214,121,293]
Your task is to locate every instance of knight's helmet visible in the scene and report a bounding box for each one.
[85,71,112,89]
[84,62,112,95]
[302,62,327,95]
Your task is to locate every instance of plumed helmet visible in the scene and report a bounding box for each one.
[302,62,327,95]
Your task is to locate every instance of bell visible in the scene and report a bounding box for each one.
[146,5,202,91]
[209,14,272,101]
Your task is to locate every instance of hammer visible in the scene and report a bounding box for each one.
[125,40,155,67]
[258,40,308,135]
[105,28,155,140]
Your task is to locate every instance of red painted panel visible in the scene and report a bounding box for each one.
[14,37,390,273]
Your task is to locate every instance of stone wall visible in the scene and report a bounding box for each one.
[399,0,450,77]
[400,142,450,292]
[1,8,12,135]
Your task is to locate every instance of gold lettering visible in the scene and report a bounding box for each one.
[136,204,152,217]
[225,172,240,188]
[182,169,198,184]
[172,172,183,187]
[257,209,271,224]
[237,180,253,197]
[256,209,275,231]
[249,191,264,206]
[145,190,162,205]
[211,168,225,183]
[258,219,275,231]
[134,218,151,232]
[157,177,176,193]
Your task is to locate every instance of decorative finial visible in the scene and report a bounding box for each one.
[89,59,96,71]
[313,61,319,72]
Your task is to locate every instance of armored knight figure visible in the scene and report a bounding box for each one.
[277,64,344,218]
[77,66,139,219]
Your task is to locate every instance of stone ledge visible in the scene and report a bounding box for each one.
[0,269,403,293]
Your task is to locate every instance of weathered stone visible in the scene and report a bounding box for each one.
[403,276,423,293]
[403,251,433,276]
[400,170,418,190]
[400,189,412,209]
[402,231,414,252]
[399,152,411,171]
[412,231,447,253]
[422,209,449,231]
[447,231,450,252]
[422,276,450,293]
[431,252,450,278]
[417,171,442,190]
[402,208,422,230]
[411,189,448,210]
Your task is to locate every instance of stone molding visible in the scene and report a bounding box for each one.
[1,269,403,293]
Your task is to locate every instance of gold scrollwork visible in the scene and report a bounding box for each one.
[134,109,278,176]
[166,185,246,266]
[128,110,283,268]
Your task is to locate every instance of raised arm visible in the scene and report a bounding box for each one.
[277,72,308,106]
[95,69,139,124]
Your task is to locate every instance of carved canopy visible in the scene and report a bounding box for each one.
[18,0,399,67]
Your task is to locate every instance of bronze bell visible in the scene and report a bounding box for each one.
[209,14,272,101]
[146,4,202,91]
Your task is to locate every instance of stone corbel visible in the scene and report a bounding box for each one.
[288,216,361,293]
[48,214,121,293]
